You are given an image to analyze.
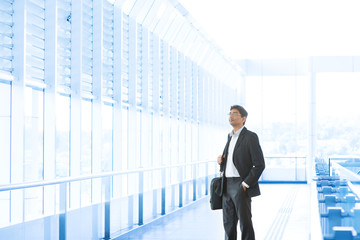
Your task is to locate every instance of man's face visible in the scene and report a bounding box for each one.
[228,109,246,128]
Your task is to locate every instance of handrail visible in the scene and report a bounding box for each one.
[0,160,217,192]
[0,157,308,192]
[330,161,360,182]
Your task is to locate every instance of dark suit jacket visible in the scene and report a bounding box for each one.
[220,127,265,198]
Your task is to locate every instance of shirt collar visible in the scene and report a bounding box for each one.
[230,125,244,137]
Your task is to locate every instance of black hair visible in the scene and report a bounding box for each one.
[230,105,248,124]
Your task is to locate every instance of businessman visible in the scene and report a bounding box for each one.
[217,105,265,240]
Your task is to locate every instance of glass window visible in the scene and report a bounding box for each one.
[246,76,308,156]
[0,83,11,227]
[316,72,360,157]
[56,94,70,177]
[170,117,179,183]
[246,75,308,181]
[81,99,92,206]
[185,120,192,180]
[24,87,44,221]
[262,77,298,156]
[136,110,141,167]
[0,83,11,184]
[81,99,92,174]
[102,103,113,172]
[121,107,128,196]
[24,87,44,181]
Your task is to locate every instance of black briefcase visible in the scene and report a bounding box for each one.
[210,176,224,210]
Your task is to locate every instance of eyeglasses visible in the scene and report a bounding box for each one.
[228,112,241,116]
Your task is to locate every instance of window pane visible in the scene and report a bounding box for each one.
[24,87,44,181]
[102,103,113,172]
[81,99,92,207]
[0,83,11,184]
[81,99,92,174]
[121,107,128,196]
[316,73,360,157]
[0,83,11,227]
[246,75,308,181]
[24,87,44,221]
[56,94,70,177]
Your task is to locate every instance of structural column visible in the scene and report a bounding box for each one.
[308,58,317,181]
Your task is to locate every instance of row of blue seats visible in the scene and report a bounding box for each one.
[316,162,330,176]
[315,162,360,239]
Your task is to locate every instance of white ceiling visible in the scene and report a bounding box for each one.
[177,0,360,60]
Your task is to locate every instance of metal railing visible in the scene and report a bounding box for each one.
[330,157,360,183]
[261,156,307,182]
[0,160,219,240]
[0,156,310,239]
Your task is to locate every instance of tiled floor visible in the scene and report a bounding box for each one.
[115,184,312,240]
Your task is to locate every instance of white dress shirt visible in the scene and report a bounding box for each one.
[225,126,249,188]
[225,127,243,177]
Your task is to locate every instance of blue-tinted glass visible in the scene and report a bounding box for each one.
[246,75,308,181]
[24,87,44,182]
[56,94,70,177]
[0,83,10,227]
[24,87,44,221]
[317,73,360,157]
[81,99,92,174]
[81,99,92,207]
[102,103,113,172]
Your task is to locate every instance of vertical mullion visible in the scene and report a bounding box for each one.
[11,0,26,225]
[162,41,169,117]
[43,0,57,221]
[126,14,137,227]
[128,15,137,167]
[141,27,149,111]
[170,47,178,119]
[148,33,153,111]
[185,57,191,122]
[121,14,129,104]
[159,41,164,114]
[113,0,123,177]
[198,67,203,125]
[192,64,198,123]
[140,28,150,220]
[70,0,82,211]
[152,34,160,114]
[93,1,110,239]
[88,1,101,209]
[210,77,215,126]
[136,23,142,107]
[178,52,185,121]
[151,33,161,215]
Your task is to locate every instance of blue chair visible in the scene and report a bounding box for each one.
[322,207,343,237]
[332,226,356,240]
[352,208,360,235]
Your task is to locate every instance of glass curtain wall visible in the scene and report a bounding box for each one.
[316,73,360,158]
[246,75,309,181]
[0,0,241,236]
[0,83,11,227]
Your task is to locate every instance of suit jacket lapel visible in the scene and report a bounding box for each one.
[220,134,232,172]
[234,127,247,152]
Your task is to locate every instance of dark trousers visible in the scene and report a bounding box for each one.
[222,177,255,240]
